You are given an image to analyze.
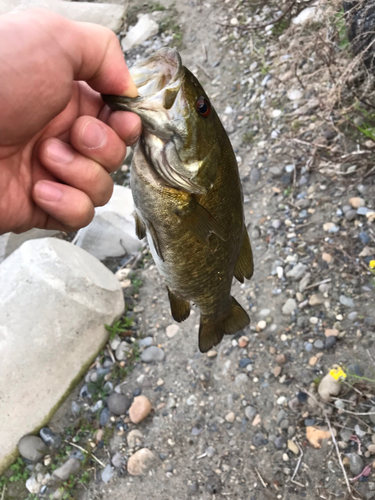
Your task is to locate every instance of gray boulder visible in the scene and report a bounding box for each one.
[0,237,124,473]
[0,229,60,264]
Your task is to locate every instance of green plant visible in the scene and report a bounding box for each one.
[272,19,289,37]
[334,9,350,50]
[131,278,143,294]
[105,317,133,341]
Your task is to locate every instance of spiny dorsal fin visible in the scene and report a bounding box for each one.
[175,198,226,245]
[134,212,147,240]
[167,287,190,322]
[198,297,250,353]
[234,230,254,283]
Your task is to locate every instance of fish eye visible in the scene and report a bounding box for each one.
[196,96,211,118]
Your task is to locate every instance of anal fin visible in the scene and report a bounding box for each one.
[134,212,146,240]
[167,287,190,322]
[234,230,254,283]
[175,198,226,245]
[198,297,250,353]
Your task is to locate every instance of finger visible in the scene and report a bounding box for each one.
[69,116,127,172]
[33,180,95,231]
[65,19,138,97]
[39,138,114,206]
[103,109,142,146]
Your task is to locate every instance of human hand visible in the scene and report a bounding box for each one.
[0,9,141,235]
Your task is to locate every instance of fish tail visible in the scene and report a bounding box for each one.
[199,297,250,353]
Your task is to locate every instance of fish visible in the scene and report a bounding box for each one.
[102,47,253,353]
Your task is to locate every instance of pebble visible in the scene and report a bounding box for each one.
[286,263,308,281]
[250,167,260,184]
[277,396,287,405]
[25,476,40,494]
[166,324,180,338]
[368,444,375,455]
[52,458,81,481]
[205,476,222,495]
[100,407,110,427]
[112,452,123,468]
[239,357,252,368]
[305,342,313,352]
[274,366,282,377]
[357,206,371,215]
[277,409,287,424]
[313,340,324,349]
[245,406,257,420]
[276,353,287,365]
[115,341,131,361]
[322,252,332,263]
[345,209,357,221]
[39,428,61,449]
[274,436,286,449]
[141,346,165,363]
[370,408,375,426]
[324,329,339,337]
[107,393,131,416]
[309,294,324,306]
[282,298,297,315]
[18,435,47,462]
[138,336,153,348]
[101,464,114,483]
[287,440,299,455]
[340,295,355,308]
[359,232,370,244]
[349,453,364,476]
[129,395,152,424]
[225,411,236,423]
[318,373,341,401]
[127,429,144,448]
[127,448,156,476]
[287,89,302,100]
[349,197,365,209]
[206,446,216,458]
[341,429,352,442]
[238,335,249,348]
[235,373,249,386]
[252,432,266,447]
[325,336,337,349]
[256,320,267,331]
[309,356,318,366]
[272,219,282,229]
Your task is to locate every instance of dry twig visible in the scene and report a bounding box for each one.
[64,440,106,468]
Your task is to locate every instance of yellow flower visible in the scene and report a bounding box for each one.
[329,366,347,381]
[370,260,375,270]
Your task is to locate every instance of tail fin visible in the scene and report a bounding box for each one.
[198,297,250,353]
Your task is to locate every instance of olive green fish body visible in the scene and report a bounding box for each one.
[102,48,254,352]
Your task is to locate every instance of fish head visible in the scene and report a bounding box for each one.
[102,48,222,194]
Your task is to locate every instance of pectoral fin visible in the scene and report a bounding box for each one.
[234,230,254,283]
[167,287,190,322]
[175,198,226,245]
[147,220,164,261]
[134,212,147,240]
[199,297,250,353]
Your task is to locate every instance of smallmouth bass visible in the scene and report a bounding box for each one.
[102,48,253,352]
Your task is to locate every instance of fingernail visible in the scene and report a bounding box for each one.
[46,140,74,163]
[35,182,63,202]
[81,120,106,149]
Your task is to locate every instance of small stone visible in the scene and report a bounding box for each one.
[277,409,287,424]
[299,273,311,292]
[318,373,341,401]
[205,476,222,495]
[309,356,318,366]
[287,440,299,455]
[250,168,260,184]
[358,206,371,215]
[276,353,287,365]
[282,298,297,315]
[53,458,80,481]
[121,14,159,51]
[349,453,364,476]
[368,444,375,455]
[324,329,339,337]
[274,436,286,449]
[206,446,216,458]
[305,342,313,352]
[138,336,153,348]
[100,407,110,427]
[274,366,282,377]
[341,429,353,442]
[286,263,308,281]
[107,393,131,416]
[340,295,355,308]
[112,452,123,468]
[129,396,152,424]
[349,197,365,209]
[325,336,337,349]
[238,335,249,348]
[245,406,257,420]
[101,464,114,483]
[18,435,47,462]
[256,320,267,331]
[239,357,252,368]
[287,89,303,100]
[314,340,324,349]
[25,476,40,494]
[127,430,144,448]
[115,341,131,362]
[322,253,332,263]
[166,324,180,338]
[252,432,266,448]
[359,232,370,244]
[225,411,236,423]
[39,428,61,449]
[277,396,287,405]
[127,448,156,476]
[345,209,357,221]
[323,222,339,233]
[309,294,324,306]
[207,350,218,358]
[141,346,165,363]
[355,424,366,438]
[252,414,261,427]
[272,219,282,229]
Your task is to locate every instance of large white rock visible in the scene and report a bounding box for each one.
[0,0,127,33]
[121,14,159,52]
[74,185,142,260]
[0,237,124,473]
[0,229,60,264]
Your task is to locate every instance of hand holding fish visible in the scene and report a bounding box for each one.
[0,9,141,235]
